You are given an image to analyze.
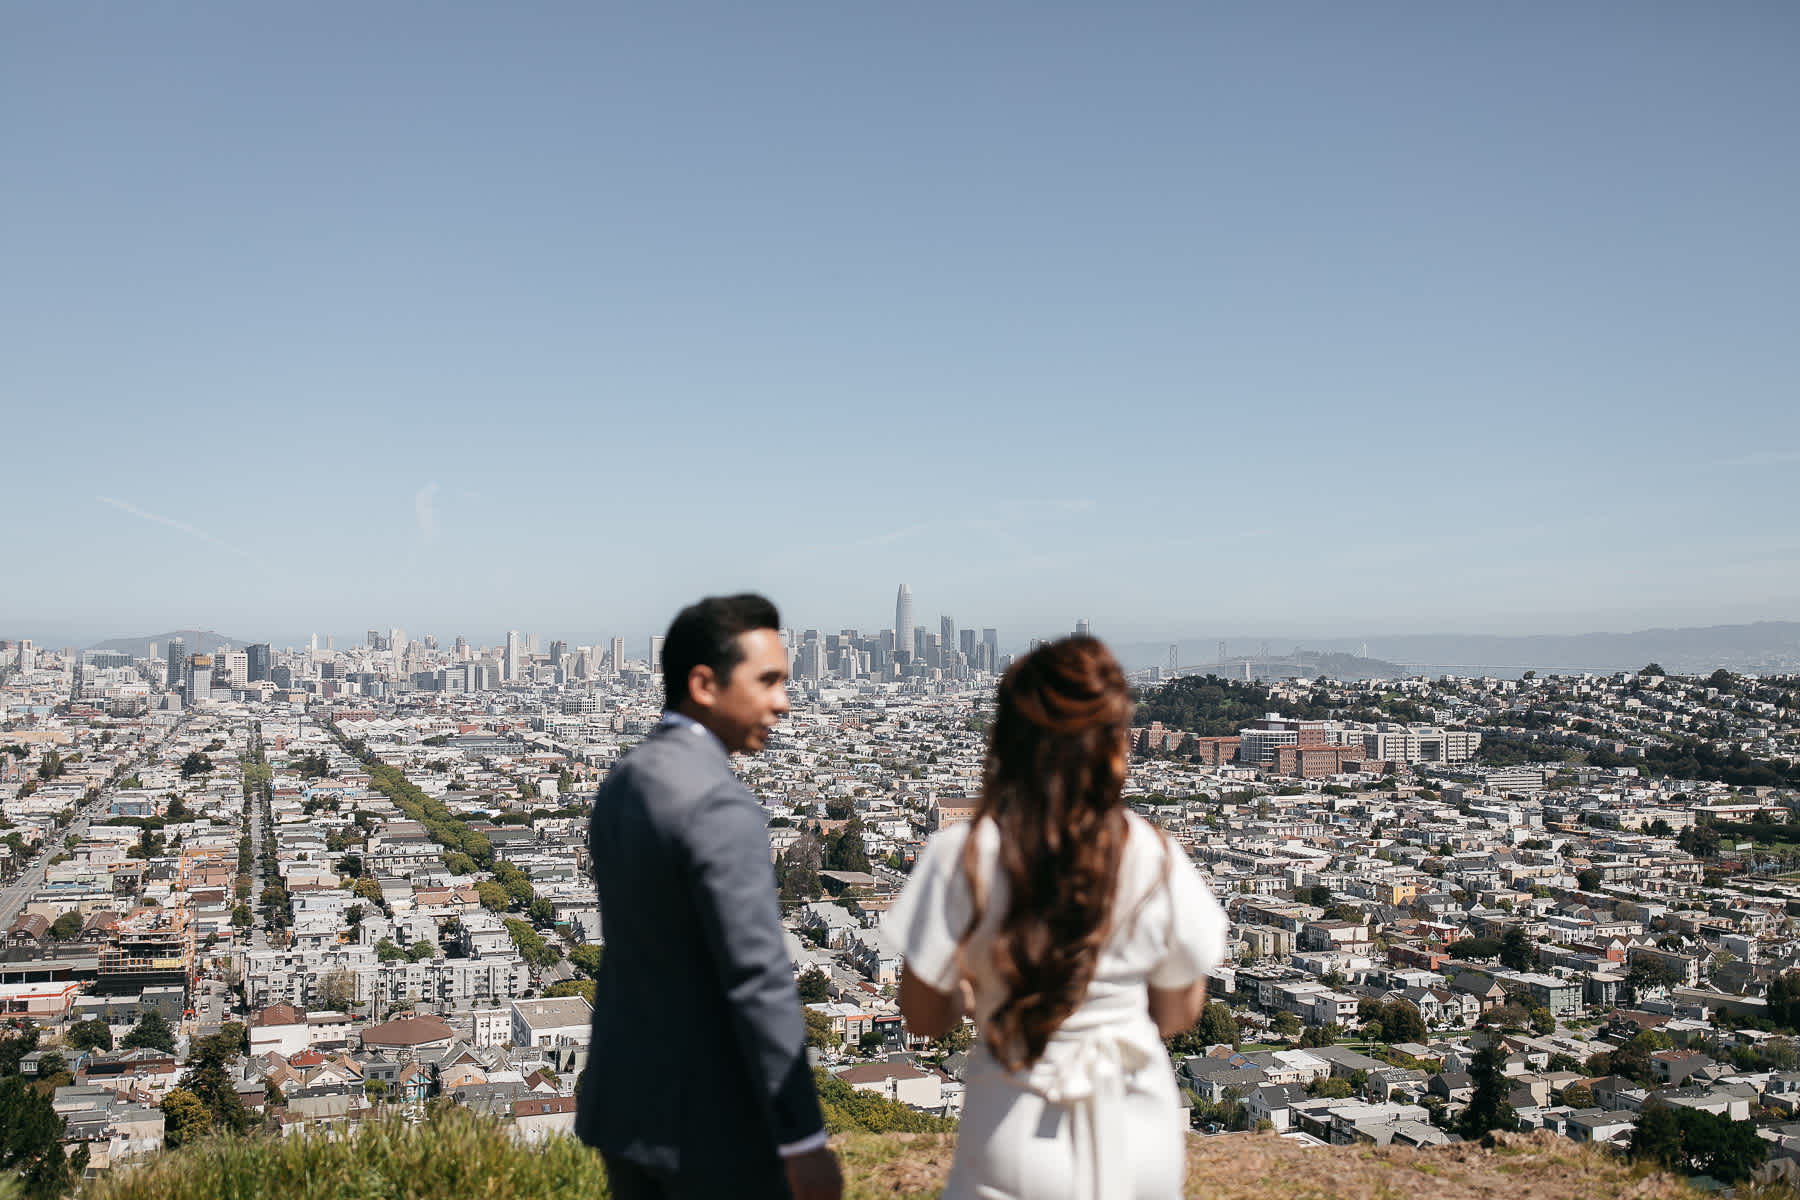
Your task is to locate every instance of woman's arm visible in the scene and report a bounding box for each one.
[1147,979,1208,1039]
[898,964,965,1039]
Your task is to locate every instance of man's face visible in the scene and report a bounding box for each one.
[693,628,790,755]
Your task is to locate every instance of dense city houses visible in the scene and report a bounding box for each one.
[3,603,1800,1181]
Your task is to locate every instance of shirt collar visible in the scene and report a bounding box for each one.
[659,709,727,756]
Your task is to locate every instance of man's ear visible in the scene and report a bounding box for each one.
[686,664,718,710]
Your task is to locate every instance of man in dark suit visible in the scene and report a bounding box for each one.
[578,594,841,1200]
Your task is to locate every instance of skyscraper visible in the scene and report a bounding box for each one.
[649,635,665,675]
[166,637,185,688]
[504,631,522,681]
[188,654,212,704]
[610,636,625,674]
[895,585,913,659]
[247,644,271,682]
[940,616,956,660]
[1076,618,1092,637]
[983,628,999,671]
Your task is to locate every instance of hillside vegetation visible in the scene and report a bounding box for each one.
[78,1113,1729,1200]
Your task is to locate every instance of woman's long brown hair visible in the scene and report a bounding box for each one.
[957,635,1132,1070]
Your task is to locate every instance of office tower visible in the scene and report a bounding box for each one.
[941,616,956,659]
[914,626,927,661]
[166,637,186,688]
[368,629,381,649]
[1076,618,1092,637]
[505,631,522,681]
[549,640,566,667]
[454,635,469,660]
[983,628,998,671]
[895,585,913,657]
[960,628,977,660]
[610,636,625,675]
[271,664,293,689]
[148,641,158,663]
[224,650,249,686]
[188,654,213,704]
[247,644,270,682]
[325,635,334,651]
[649,635,665,675]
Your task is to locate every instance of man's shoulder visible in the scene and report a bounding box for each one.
[600,727,741,809]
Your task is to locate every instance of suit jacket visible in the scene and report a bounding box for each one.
[576,719,823,1189]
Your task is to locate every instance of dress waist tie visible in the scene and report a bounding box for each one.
[1014,993,1159,1200]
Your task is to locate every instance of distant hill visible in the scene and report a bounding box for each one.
[1356,620,1800,676]
[84,629,249,658]
[1120,620,1800,679]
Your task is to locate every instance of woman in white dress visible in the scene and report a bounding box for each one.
[884,637,1228,1200]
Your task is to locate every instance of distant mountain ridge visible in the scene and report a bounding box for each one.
[85,629,249,658]
[1118,620,1800,678]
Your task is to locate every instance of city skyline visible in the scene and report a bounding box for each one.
[5,6,1797,637]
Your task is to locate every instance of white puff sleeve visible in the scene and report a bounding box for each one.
[1147,837,1229,989]
[881,823,974,994]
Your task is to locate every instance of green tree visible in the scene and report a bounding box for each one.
[1198,1001,1240,1050]
[1299,1023,1339,1049]
[1449,936,1502,961]
[1499,927,1535,972]
[822,818,871,874]
[443,852,475,875]
[0,1018,41,1077]
[545,979,595,1004]
[407,941,436,962]
[64,1018,113,1053]
[46,912,83,941]
[1380,1000,1428,1044]
[1308,1076,1352,1098]
[528,898,556,926]
[1272,1011,1301,1037]
[122,1009,176,1053]
[160,1087,213,1149]
[1458,1042,1517,1139]
[375,938,406,962]
[931,1021,973,1057]
[813,1067,956,1133]
[569,944,604,980]
[180,751,214,778]
[1,1074,87,1198]
[803,1008,838,1052]
[475,881,508,911]
[797,967,831,1004]
[1629,1100,1767,1183]
[1559,1082,1594,1108]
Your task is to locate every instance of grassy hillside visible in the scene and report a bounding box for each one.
[76,1112,1729,1200]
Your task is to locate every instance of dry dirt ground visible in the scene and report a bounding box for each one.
[834,1128,1706,1200]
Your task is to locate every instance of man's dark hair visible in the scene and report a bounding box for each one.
[663,593,782,709]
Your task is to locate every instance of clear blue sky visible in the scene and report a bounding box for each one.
[5,3,1797,648]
